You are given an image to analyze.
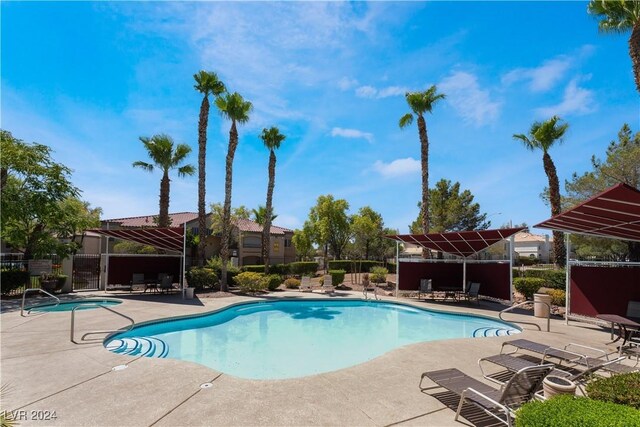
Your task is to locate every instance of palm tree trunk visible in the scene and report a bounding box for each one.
[630,22,640,94]
[542,151,566,265]
[158,170,170,227]
[220,121,238,291]
[197,95,210,267]
[417,114,431,258]
[263,150,276,274]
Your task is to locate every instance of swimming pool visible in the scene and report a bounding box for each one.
[105,299,520,379]
[27,298,122,312]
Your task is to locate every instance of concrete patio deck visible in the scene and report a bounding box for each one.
[0,291,626,426]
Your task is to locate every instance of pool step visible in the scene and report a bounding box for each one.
[105,337,169,358]
[472,326,520,338]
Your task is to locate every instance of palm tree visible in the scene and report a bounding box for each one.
[194,71,226,266]
[513,116,569,265]
[259,127,286,273]
[216,92,253,291]
[252,205,278,226]
[132,134,195,227]
[399,85,446,244]
[588,0,640,94]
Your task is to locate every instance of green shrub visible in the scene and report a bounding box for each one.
[262,274,282,291]
[524,269,566,289]
[515,395,640,427]
[186,267,218,291]
[270,264,290,275]
[515,257,539,266]
[386,262,396,274]
[586,372,640,409]
[289,261,318,276]
[320,270,346,286]
[370,266,388,283]
[206,257,240,284]
[283,278,300,289]
[513,277,545,300]
[0,269,30,294]
[328,260,384,273]
[233,272,266,293]
[242,265,265,273]
[545,288,566,306]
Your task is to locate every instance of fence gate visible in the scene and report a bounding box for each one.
[72,254,101,290]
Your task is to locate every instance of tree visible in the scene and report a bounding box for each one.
[409,179,490,234]
[399,86,446,245]
[216,92,253,291]
[209,202,251,249]
[132,134,195,227]
[194,70,226,267]
[351,206,384,260]
[252,205,277,225]
[307,195,351,264]
[292,225,315,261]
[588,0,640,94]
[259,127,286,273]
[565,124,640,260]
[0,130,101,259]
[513,116,569,265]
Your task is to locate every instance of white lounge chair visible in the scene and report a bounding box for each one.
[299,276,312,292]
[322,275,335,294]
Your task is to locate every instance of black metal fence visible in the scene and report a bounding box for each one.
[72,254,100,290]
[1,253,63,296]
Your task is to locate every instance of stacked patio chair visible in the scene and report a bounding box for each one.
[299,276,312,292]
[420,364,554,427]
[418,279,433,300]
[322,275,334,294]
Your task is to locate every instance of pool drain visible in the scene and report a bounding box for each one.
[200,382,213,389]
[112,364,128,371]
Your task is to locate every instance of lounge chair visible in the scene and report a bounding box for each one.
[322,275,334,294]
[459,282,480,304]
[159,275,174,294]
[418,279,433,300]
[299,276,312,292]
[420,364,554,427]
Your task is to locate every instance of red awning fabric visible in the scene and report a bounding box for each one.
[534,183,640,242]
[89,227,185,253]
[386,227,525,258]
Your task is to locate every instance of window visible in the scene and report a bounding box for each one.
[243,236,261,248]
[284,238,292,248]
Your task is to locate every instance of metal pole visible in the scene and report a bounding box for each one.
[182,222,187,299]
[105,222,110,291]
[565,233,571,325]
[462,259,467,291]
[395,241,399,297]
[509,235,515,304]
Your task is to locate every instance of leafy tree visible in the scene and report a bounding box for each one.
[409,179,490,233]
[513,116,569,265]
[399,86,446,242]
[209,202,251,248]
[351,206,384,260]
[132,134,195,227]
[252,205,277,225]
[0,130,100,259]
[113,241,157,254]
[588,0,640,93]
[194,70,226,266]
[307,195,351,264]
[292,225,315,261]
[216,92,253,291]
[259,126,285,273]
[565,124,640,260]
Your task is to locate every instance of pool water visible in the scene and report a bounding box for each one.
[28,299,122,312]
[105,300,519,379]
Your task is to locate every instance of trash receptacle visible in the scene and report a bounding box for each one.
[534,293,552,318]
[184,287,195,299]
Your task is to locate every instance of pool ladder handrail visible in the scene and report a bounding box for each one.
[21,288,60,316]
[362,283,380,300]
[70,303,135,344]
[499,300,551,332]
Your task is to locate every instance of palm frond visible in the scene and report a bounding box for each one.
[512,134,538,151]
[132,161,154,172]
[172,143,193,163]
[194,70,227,96]
[399,113,414,129]
[177,165,196,177]
[260,127,286,150]
[587,0,639,33]
[216,92,253,124]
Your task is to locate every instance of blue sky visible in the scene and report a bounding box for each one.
[2,1,638,234]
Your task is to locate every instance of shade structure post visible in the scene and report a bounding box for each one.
[182,222,187,299]
[509,235,514,304]
[104,222,110,291]
[395,241,399,297]
[565,233,571,324]
[462,259,467,290]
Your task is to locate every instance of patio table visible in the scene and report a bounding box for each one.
[437,286,463,302]
[597,314,640,345]
[143,279,160,293]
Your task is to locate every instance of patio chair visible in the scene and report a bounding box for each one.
[627,300,640,323]
[420,364,554,427]
[159,275,174,294]
[299,276,312,292]
[129,273,145,292]
[459,282,480,304]
[418,279,433,300]
[322,275,334,294]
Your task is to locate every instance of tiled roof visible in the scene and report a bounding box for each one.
[235,218,293,235]
[104,212,198,228]
[514,232,552,242]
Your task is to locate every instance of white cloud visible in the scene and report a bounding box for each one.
[355,84,408,99]
[502,57,571,92]
[372,157,420,177]
[439,71,501,126]
[338,77,359,91]
[535,77,596,117]
[331,127,374,143]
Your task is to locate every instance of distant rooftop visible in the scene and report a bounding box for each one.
[103,212,198,228]
[235,218,293,235]
[514,231,552,242]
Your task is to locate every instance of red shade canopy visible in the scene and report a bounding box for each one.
[534,183,640,242]
[89,227,185,253]
[386,227,525,258]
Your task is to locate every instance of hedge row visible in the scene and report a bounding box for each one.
[585,372,640,409]
[328,260,396,273]
[241,262,319,276]
[513,268,565,290]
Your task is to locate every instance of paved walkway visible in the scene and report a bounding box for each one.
[0,291,623,426]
